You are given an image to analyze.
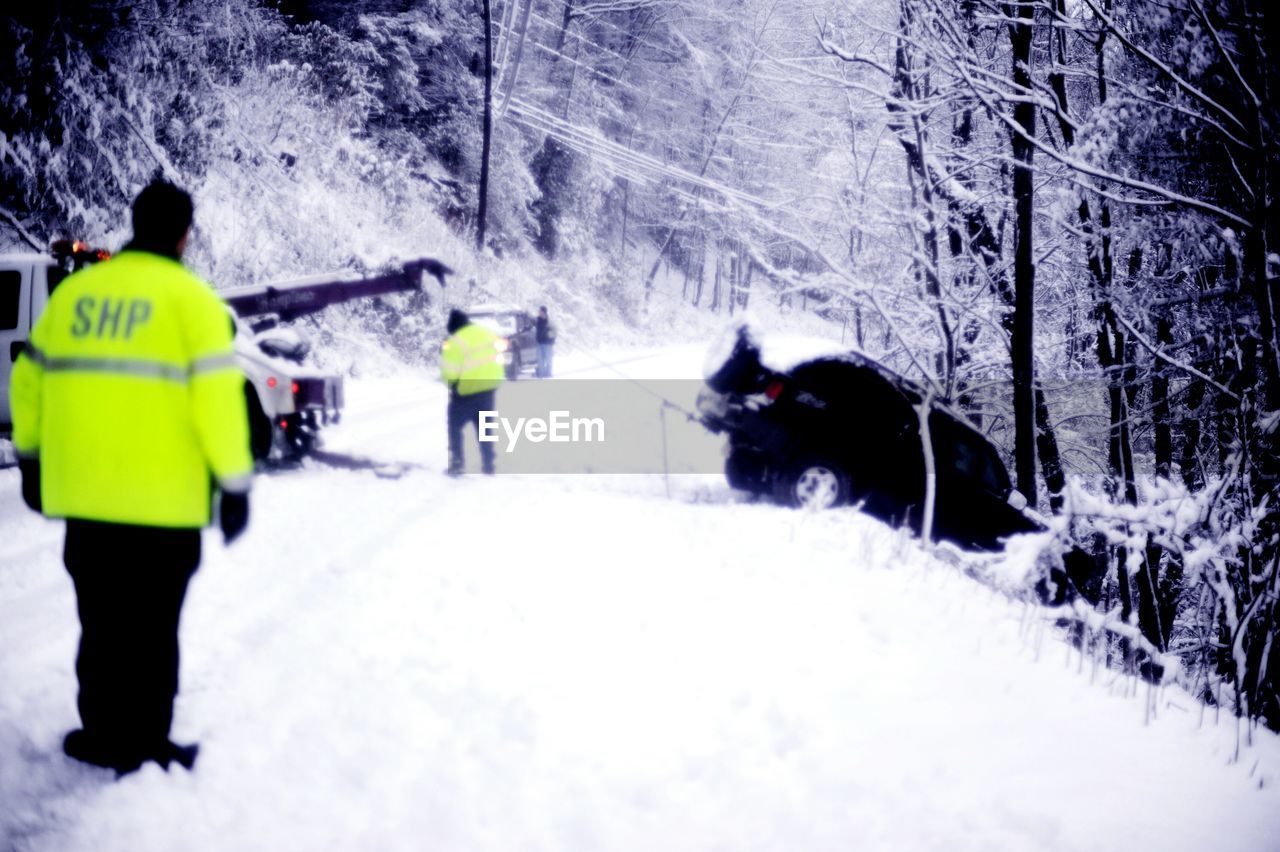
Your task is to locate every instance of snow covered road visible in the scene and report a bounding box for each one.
[3,345,1280,851]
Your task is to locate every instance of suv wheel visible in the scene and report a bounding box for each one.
[775,458,849,510]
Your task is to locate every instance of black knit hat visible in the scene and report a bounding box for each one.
[131,180,193,249]
[446,308,470,334]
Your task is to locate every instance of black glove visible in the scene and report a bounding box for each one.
[219,490,250,545]
[18,457,42,513]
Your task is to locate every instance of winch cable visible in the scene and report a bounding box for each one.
[552,337,702,422]
[553,339,711,498]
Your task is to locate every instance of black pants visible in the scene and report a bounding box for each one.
[64,520,201,760]
[448,388,497,472]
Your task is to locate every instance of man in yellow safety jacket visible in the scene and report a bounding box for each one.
[440,308,504,475]
[8,180,254,776]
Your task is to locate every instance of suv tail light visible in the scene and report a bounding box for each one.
[764,378,785,401]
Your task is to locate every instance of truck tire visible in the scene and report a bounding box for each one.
[773,456,851,510]
[280,413,317,461]
[244,383,273,461]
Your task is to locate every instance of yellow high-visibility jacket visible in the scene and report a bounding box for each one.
[8,251,253,527]
[440,322,504,396]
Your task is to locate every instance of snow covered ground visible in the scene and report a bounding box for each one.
[3,344,1280,852]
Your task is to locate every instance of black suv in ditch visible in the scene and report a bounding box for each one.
[698,325,1042,551]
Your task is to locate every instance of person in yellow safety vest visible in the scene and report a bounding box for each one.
[440,308,504,475]
[7,180,254,776]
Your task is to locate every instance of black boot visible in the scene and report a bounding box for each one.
[153,740,200,771]
[62,729,143,775]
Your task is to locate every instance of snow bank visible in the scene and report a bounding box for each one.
[2,349,1278,852]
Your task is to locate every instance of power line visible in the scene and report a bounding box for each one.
[524,5,681,68]
[494,25,854,157]
[493,19,704,107]
[509,96,777,208]
[506,97,846,235]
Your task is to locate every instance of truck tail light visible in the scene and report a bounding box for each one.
[267,376,278,389]
[291,381,300,395]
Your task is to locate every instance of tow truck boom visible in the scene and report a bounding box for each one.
[221,257,452,321]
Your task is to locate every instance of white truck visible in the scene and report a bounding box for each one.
[0,243,450,461]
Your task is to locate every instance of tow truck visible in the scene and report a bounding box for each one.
[222,257,451,459]
[0,242,451,462]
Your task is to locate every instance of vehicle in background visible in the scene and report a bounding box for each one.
[1,241,107,432]
[698,323,1042,551]
[464,303,537,379]
[1,244,450,462]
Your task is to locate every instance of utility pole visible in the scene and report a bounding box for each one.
[477,0,493,251]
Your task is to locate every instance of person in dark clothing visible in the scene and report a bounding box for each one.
[440,308,504,475]
[62,522,203,772]
[10,180,254,776]
[534,305,556,378]
[448,386,498,474]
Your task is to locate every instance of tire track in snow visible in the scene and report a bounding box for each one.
[179,473,441,732]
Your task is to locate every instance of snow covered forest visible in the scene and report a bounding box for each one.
[2,0,1279,741]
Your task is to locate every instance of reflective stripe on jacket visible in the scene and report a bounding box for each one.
[440,322,504,396]
[7,251,253,527]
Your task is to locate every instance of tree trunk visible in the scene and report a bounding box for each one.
[554,0,575,53]
[727,249,737,317]
[1153,315,1173,479]
[495,0,534,118]
[693,234,705,307]
[561,30,580,119]
[1138,313,1175,650]
[1006,0,1038,508]
[1180,374,1207,490]
[710,252,722,313]
[1034,387,1065,512]
[476,0,493,251]
[892,2,957,394]
[619,178,630,260]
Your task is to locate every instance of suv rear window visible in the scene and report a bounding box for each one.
[0,270,20,330]
[473,313,519,336]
